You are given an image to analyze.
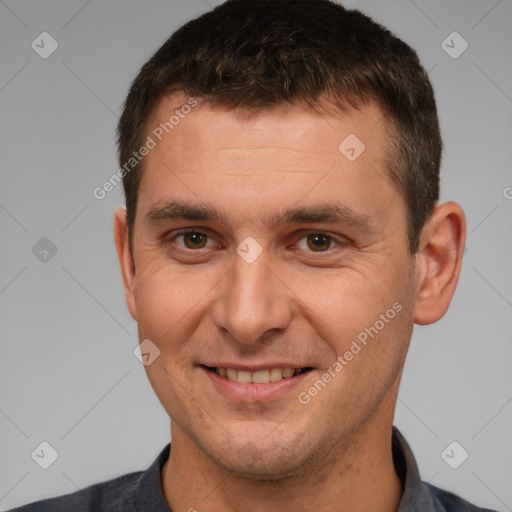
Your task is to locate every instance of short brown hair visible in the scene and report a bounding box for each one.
[118,0,441,253]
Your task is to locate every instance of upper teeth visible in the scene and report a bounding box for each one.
[216,367,300,383]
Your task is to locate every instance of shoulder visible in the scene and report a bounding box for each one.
[8,444,171,512]
[392,427,497,512]
[425,482,498,512]
[8,469,143,512]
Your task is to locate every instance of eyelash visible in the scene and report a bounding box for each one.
[163,229,348,254]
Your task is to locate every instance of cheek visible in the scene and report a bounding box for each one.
[132,263,213,345]
[290,265,402,349]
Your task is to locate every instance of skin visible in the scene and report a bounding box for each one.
[114,95,466,512]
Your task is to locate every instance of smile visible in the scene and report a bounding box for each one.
[203,366,313,383]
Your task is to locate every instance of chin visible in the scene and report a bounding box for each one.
[211,445,302,480]
[195,424,323,481]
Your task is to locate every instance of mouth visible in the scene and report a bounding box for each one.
[201,365,313,383]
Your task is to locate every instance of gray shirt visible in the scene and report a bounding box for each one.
[9,427,497,511]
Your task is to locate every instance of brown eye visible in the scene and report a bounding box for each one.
[306,234,332,251]
[183,232,208,249]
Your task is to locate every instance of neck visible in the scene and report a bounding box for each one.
[162,414,402,512]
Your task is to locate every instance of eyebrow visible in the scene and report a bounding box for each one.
[145,200,377,233]
[145,200,228,224]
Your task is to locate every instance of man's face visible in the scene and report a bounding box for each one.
[126,97,417,478]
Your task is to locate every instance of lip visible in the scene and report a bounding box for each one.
[200,365,314,402]
[202,363,307,372]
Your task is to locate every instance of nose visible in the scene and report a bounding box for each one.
[210,249,292,346]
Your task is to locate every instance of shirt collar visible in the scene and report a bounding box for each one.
[135,444,171,511]
[393,427,436,511]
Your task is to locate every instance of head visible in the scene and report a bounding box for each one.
[114,0,465,479]
[118,0,442,255]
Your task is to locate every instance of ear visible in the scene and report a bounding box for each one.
[114,208,138,321]
[413,201,466,325]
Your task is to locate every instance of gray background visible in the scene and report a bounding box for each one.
[1,0,511,510]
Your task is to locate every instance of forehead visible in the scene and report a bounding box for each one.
[145,94,387,160]
[138,94,400,226]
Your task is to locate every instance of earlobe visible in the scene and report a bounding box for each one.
[413,202,466,325]
[113,208,138,321]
